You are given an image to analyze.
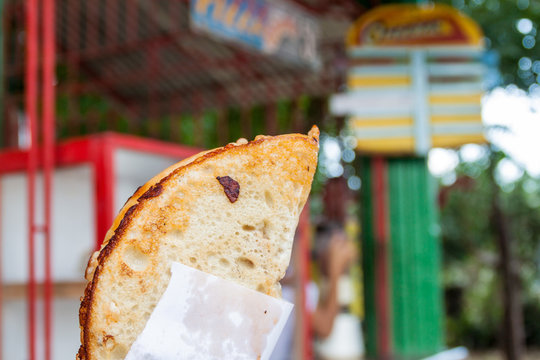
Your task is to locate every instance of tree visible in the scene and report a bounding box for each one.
[438,0,540,91]
[440,147,540,355]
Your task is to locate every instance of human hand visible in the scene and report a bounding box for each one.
[327,231,357,280]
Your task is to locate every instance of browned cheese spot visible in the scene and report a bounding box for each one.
[216,176,240,203]
[139,183,164,200]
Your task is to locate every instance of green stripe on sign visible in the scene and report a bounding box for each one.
[388,158,444,359]
[359,157,378,358]
[388,159,407,354]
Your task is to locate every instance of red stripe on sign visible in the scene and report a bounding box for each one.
[42,0,56,358]
[25,0,39,358]
[372,157,392,359]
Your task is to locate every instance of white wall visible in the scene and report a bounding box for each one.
[1,165,95,284]
[114,149,180,213]
[1,149,182,359]
[2,298,80,360]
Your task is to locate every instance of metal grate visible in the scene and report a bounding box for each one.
[3,0,361,148]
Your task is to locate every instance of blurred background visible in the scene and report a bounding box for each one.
[0,0,539,359]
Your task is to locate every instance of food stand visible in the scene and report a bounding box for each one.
[0,0,359,359]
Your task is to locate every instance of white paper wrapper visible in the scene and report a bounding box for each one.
[125,262,293,360]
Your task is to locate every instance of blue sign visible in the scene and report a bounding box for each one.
[190,0,320,68]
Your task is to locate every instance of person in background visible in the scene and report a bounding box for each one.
[311,224,356,338]
[271,222,356,359]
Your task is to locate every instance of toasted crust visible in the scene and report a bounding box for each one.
[77,127,319,360]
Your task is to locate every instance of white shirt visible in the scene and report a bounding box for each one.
[270,283,319,360]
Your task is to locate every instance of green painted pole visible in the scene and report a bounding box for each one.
[359,156,378,358]
[359,157,444,359]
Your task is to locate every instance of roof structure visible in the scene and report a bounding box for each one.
[4,0,365,124]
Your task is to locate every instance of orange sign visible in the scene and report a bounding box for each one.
[347,4,483,48]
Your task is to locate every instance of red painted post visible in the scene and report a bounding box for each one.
[42,0,55,358]
[372,156,391,360]
[0,177,3,360]
[93,138,115,250]
[298,206,313,360]
[25,0,38,358]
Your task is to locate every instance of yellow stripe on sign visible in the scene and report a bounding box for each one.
[431,115,482,124]
[429,93,482,105]
[356,137,415,154]
[352,117,413,128]
[432,134,486,148]
[348,75,410,88]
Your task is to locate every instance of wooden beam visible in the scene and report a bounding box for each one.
[2,282,87,301]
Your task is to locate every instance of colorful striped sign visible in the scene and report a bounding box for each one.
[331,4,486,156]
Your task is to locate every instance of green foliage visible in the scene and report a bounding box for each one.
[180,114,195,146]
[437,0,540,91]
[277,100,292,134]
[159,116,172,141]
[202,111,218,149]
[250,105,266,137]
[116,116,130,134]
[440,149,540,348]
